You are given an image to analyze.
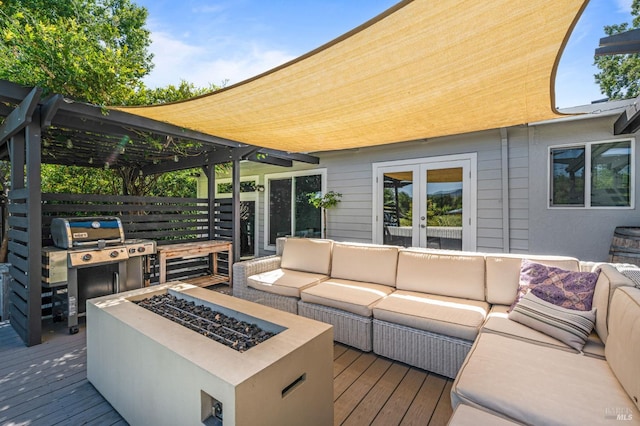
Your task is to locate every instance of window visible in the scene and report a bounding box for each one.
[264,170,326,248]
[550,140,633,208]
[215,176,258,198]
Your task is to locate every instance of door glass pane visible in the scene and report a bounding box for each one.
[294,175,322,237]
[426,168,463,250]
[382,171,413,246]
[269,178,291,245]
[591,141,631,207]
[551,147,585,206]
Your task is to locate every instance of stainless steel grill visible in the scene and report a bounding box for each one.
[43,217,156,334]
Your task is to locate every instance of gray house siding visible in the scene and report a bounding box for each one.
[528,115,639,261]
[221,129,512,256]
[206,107,636,261]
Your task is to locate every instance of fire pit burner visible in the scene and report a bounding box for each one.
[134,294,275,352]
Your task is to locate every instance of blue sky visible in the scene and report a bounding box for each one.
[135,0,634,109]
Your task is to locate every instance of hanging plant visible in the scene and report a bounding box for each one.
[307,191,342,239]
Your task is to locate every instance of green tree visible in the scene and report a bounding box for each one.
[594,0,640,99]
[41,164,122,194]
[0,1,220,198]
[40,164,199,198]
[0,0,153,104]
[127,80,218,106]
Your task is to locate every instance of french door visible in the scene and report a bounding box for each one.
[373,154,476,251]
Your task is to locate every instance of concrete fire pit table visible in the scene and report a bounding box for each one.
[86,283,334,425]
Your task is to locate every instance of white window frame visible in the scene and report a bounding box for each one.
[548,138,635,209]
[263,169,327,251]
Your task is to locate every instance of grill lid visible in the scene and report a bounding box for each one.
[51,217,125,249]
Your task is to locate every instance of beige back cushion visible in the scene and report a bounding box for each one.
[485,254,579,305]
[605,286,640,411]
[330,243,398,286]
[396,250,486,301]
[592,264,635,343]
[281,238,333,275]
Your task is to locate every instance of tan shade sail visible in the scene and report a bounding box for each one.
[113,0,587,153]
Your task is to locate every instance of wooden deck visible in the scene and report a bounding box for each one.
[0,314,452,425]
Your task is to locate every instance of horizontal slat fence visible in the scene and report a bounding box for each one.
[41,193,232,285]
[7,189,31,343]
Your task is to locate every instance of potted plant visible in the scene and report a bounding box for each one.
[307,191,342,239]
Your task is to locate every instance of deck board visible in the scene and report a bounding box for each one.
[334,346,365,378]
[400,374,449,425]
[334,357,393,425]
[371,368,427,426]
[342,363,409,425]
[334,351,378,399]
[0,311,453,425]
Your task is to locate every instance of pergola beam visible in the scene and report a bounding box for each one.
[0,87,42,143]
[40,95,64,128]
[61,101,246,149]
[140,147,235,175]
[614,97,640,135]
[245,152,293,167]
[256,148,319,164]
[596,28,640,56]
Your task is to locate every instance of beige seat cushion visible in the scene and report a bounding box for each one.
[605,286,640,411]
[485,253,579,305]
[281,238,333,275]
[448,404,520,426]
[300,279,394,317]
[396,250,486,301]
[483,305,605,359]
[452,333,639,425]
[372,290,488,341]
[330,243,398,286]
[248,269,328,297]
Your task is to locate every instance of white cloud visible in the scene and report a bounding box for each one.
[615,0,632,13]
[143,30,296,89]
[192,4,226,14]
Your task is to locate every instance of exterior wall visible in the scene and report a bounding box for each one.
[204,110,637,261]
[528,115,640,261]
[215,129,514,256]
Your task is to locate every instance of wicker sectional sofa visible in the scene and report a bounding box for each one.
[233,237,640,425]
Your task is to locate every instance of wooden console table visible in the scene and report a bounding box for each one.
[156,241,233,287]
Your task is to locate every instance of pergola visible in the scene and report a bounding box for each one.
[0,79,317,345]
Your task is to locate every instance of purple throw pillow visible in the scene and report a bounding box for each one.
[511,260,599,311]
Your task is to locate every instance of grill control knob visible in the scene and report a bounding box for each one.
[82,253,92,262]
[128,248,136,254]
[110,250,120,258]
[137,246,146,253]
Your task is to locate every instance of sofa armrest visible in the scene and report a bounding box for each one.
[232,255,282,297]
[592,264,635,343]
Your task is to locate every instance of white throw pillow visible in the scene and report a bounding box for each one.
[508,291,596,351]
